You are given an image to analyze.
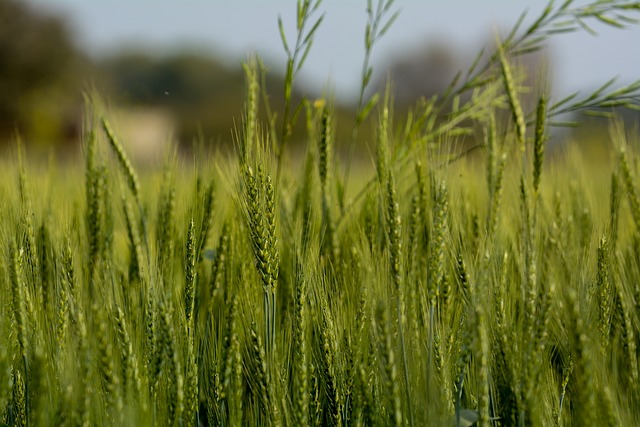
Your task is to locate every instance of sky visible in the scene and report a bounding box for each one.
[25,0,640,105]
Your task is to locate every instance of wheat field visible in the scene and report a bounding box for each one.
[2,1,640,426]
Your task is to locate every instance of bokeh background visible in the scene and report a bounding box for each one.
[3,0,640,161]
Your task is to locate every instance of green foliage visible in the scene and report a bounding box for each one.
[3,1,640,426]
[0,0,88,145]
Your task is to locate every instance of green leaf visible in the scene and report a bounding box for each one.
[583,109,615,118]
[551,18,577,29]
[596,100,630,108]
[575,17,597,35]
[594,12,625,28]
[383,0,396,14]
[296,38,315,74]
[607,79,640,98]
[365,24,372,49]
[620,3,640,10]
[585,77,618,102]
[513,45,545,56]
[550,92,578,112]
[549,120,579,127]
[363,67,374,88]
[358,93,380,123]
[616,13,639,25]
[378,10,400,39]
[290,99,308,130]
[525,3,553,36]
[546,26,579,35]
[278,16,291,57]
[465,47,486,78]
[442,71,462,101]
[302,14,324,46]
[506,9,528,44]
[297,0,305,30]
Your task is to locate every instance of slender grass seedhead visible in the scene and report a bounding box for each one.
[609,172,620,248]
[376,104,391,185]
[123,195,144,286]
[475,306,490,426]
[156,164,176,279]
[485,113,497,196]
[596,236,612,352]
[37,221,53,318]
[228,314,243,427]
[115,305,141,403]
[185,335,198,425]
[488,153,506,236]
[95,307,123,418]
[84,117,103,276]
[10,244,28,359]
[385,172,402,291]
[375,304,402,427]
[249,322,277,425]
[428,183,449,307]
[157,301,183,426]
[318,105,331,190]
[497,38,526,153]
[242,57,259,166]
[533,95,547,194]
[293,267,310,427]
[184,218,197,328]
[299,150,315,254]
[209,224,230,304]
[101,117,140,204]
[612,278,639,392]
[243,164,279,357]
[11,368,26,427]
[319,301,341,426]
[565,289,595,425]
[221,293,239,398]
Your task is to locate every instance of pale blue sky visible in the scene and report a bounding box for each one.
[26,0,640,104]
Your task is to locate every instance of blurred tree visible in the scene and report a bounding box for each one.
[100,52,248,148]
[0,0,88,147]
[372,37,550,111]
[99,52,357,152]
[0,0,360,156]
[372,42,459,108]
